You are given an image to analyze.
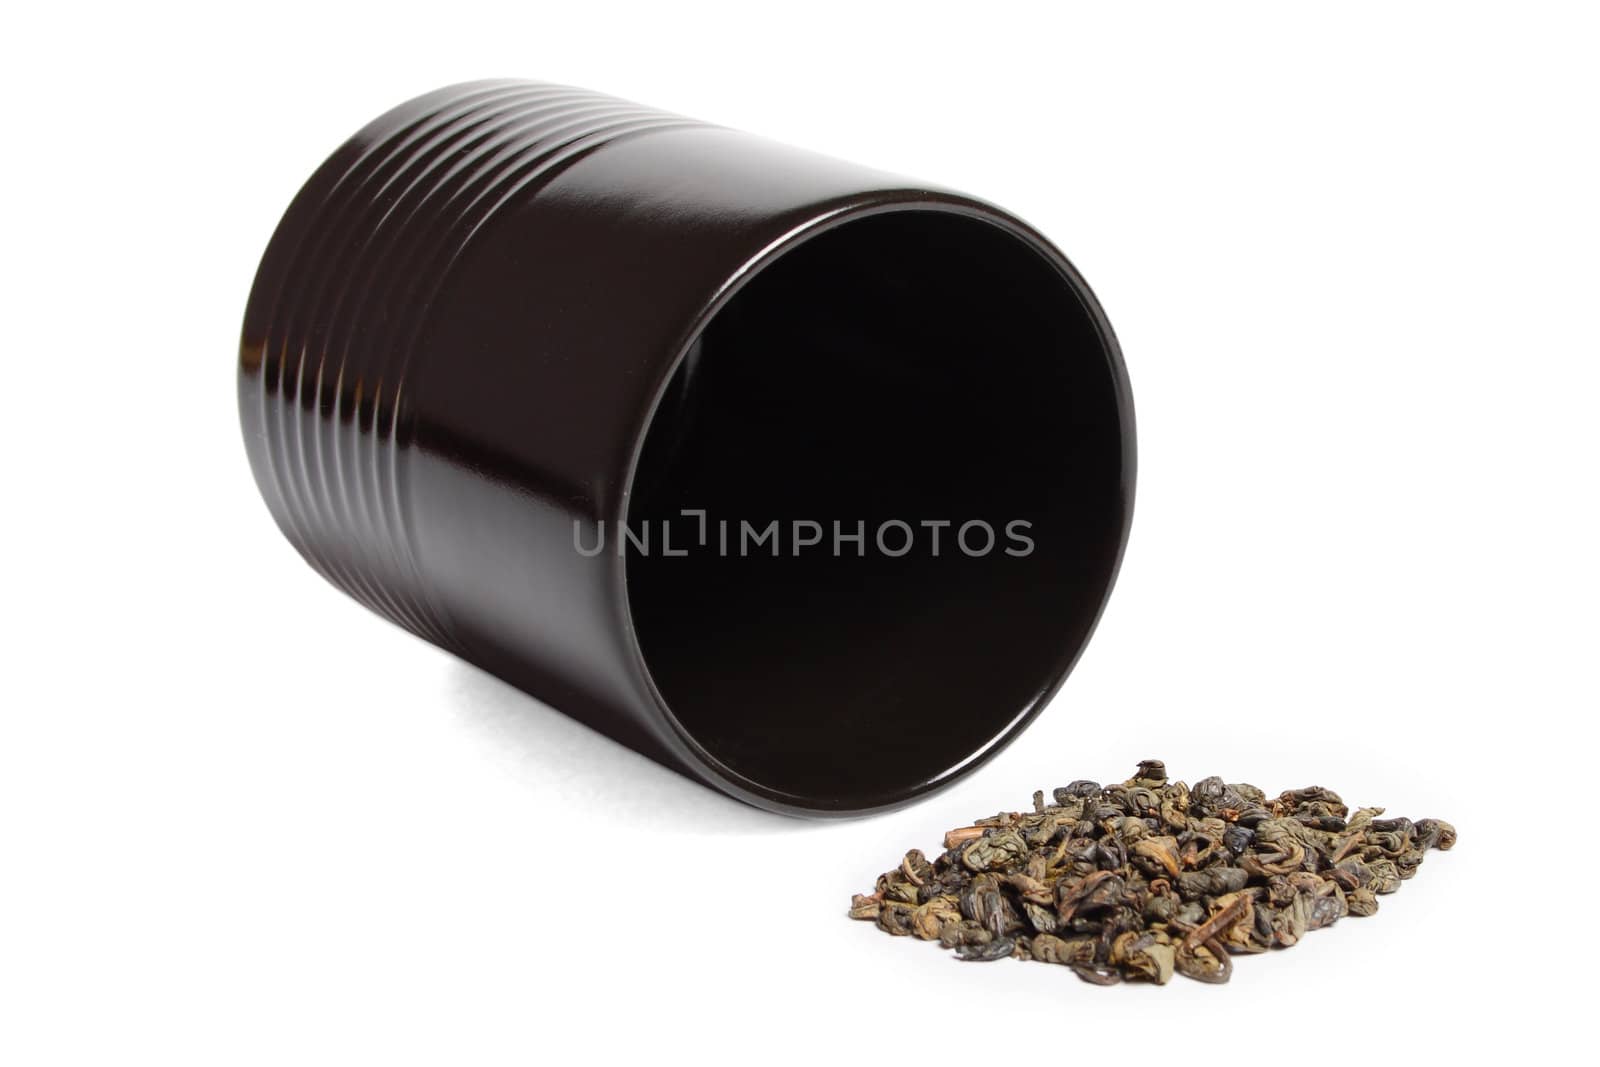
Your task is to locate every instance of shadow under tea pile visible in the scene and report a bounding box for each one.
[849,761,1455,985]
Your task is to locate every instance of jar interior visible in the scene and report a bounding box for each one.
[625,210,1129,811]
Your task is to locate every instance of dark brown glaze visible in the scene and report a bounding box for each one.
[239,79,1135,816]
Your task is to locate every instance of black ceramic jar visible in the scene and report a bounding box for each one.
[239,79,1135,816]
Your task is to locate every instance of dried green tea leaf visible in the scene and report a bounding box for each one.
[848,761,1454,985]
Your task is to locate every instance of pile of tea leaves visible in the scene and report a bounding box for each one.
[849,760,1455,985]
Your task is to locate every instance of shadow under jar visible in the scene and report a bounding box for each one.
[238,80,1134,817]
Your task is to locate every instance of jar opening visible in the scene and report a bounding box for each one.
[624,208,1130,811]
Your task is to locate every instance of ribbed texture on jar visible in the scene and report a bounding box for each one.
[239,81,702,648]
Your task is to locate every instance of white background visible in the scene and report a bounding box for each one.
[3,2,1596,1062]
